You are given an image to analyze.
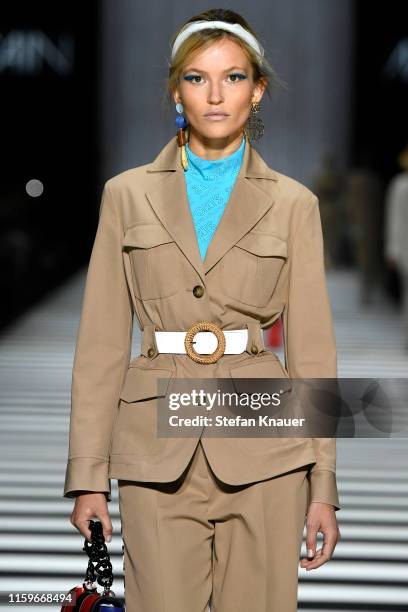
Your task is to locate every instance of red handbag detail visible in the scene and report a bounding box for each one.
[61,519,125,612]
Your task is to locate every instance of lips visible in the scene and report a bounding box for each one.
[203,112,229,121]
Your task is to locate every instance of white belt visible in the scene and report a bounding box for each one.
[155,328,248,354]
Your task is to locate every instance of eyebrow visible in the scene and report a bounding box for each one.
[183,66,247,74]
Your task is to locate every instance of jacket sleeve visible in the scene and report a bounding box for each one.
[63,180,133,502]
[282,194,341,511]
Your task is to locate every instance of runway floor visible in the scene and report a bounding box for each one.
[0,268,407,611]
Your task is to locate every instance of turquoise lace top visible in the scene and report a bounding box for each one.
[184,135,246,261]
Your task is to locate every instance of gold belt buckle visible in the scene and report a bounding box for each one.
[184,321,226,364]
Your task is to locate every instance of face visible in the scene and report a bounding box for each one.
[172,37,266,148]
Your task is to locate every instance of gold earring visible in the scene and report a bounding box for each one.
[245,100,265,143]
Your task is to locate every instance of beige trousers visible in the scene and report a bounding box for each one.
[118,440,309,612]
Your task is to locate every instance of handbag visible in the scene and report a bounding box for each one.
[61,519,125,611]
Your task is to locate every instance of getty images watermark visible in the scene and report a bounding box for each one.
[149,377,408,438]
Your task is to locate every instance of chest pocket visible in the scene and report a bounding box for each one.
[221,231,288,308]
[123,223,181,300]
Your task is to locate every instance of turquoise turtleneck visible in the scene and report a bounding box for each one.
[184,135,246,261]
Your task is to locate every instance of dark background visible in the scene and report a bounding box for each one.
[0,1,407,330]
[1,3,99,328]
[352,2,408,179]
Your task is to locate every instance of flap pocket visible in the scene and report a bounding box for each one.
[235,231,287,258]
[229,356,292,395]
[119,366,175,403]
[123,224,175,249]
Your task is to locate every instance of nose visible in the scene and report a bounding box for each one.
[207,83,224,104]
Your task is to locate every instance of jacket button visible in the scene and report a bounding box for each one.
[193,285,205,298]
[250,345,259,355]
[147,347,155,358]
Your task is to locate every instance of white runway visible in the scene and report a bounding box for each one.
[0,268,407,611]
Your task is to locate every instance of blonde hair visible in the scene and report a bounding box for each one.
[161,8,287,113]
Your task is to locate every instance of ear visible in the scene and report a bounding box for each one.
[253,77,268,104]
[171,86,181,106]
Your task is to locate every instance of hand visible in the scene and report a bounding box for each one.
[70,493,113,543]
[299,502,341,571]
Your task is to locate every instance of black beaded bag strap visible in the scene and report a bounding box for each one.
[82,519,124,611]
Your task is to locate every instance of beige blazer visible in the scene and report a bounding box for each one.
[63,135,340,511]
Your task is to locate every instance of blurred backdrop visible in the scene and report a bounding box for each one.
[1,2,407,611]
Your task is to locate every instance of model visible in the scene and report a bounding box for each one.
[63,8,341,612]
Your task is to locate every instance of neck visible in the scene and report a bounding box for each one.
[186,130,246,161]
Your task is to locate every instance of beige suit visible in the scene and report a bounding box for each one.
[63,134,340,514]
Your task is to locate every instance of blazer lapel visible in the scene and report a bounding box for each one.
[145,135,279,285]
[145,164,205,286]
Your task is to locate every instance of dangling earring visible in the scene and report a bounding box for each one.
[244,100,265,144]
[175,102,189,171]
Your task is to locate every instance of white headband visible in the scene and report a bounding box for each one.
[171,20,264,63]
